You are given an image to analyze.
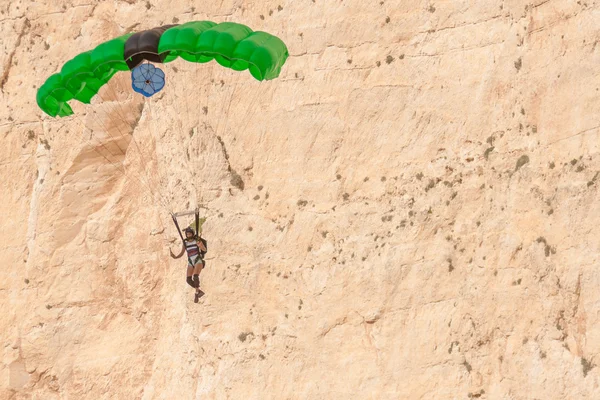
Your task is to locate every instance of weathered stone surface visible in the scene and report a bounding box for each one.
[2,0,600,398]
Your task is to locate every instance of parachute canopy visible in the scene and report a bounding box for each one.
[36,21,289,117]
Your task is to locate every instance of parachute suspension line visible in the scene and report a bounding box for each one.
[166,62,204,210]
[217,83,238,138]
[65,113,170,211]
[190,61,216,206]
[142,96,176,211]
[86,107,127,156]
[181,63,198,206]
[212,79,264,168]
[71,102,172,213]
[169,62,191,164]
[222,79,256,142]
[194,62,215,206]
[201,62,216,130]
[85,103,173,231]
[94,83,167,200]
[194,61,202,130]
[98,82,148,149]
[180,61,192,138]
[88,98,133,159]
[82,102,168,210]
[85,99,137,161]
[95,81,134,131]
[213,77,238,139]
[68,112,120,161]
[237,80,265,140]
[86,88,144,159]
[141,101,170,212]
[45,101,169,242]
[69,121,124,169]
[139,96,172,210]
[207,78,238,192]
[152,66,186,210]
[196,67,229,197]
[84,70,169,209]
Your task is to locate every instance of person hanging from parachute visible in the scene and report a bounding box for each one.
[36,21,289,303]
[170,209,208,302]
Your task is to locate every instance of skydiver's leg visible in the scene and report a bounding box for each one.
[193,261,205,303]
[192,261,203,289]
[186,264,196,288]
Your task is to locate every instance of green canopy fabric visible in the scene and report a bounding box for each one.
[36,21,288,117]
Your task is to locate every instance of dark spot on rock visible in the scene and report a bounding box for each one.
[463,361,472,373]
[582,357,595,377]
[514,57,522,71]
[515,155,529,171]
[425,179,435,192]
[238,332,252,342]
[230,169,244,190]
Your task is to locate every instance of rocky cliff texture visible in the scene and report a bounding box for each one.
[2,0,600,399]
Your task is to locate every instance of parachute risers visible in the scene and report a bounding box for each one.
[171,209,205,267]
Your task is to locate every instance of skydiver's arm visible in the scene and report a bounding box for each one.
[198,239,207,252]
[170,244,185,259]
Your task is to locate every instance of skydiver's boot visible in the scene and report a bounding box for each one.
[186,276,195,288]
[193,275,202,303]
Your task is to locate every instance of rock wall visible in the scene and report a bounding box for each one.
[1,0,600,398]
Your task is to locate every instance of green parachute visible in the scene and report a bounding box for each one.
[36,21,288,246]
[36,21,289,117]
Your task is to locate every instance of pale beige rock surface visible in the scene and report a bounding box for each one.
[1,0,600,399]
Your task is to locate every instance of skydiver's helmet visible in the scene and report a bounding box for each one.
[184,227,195,238]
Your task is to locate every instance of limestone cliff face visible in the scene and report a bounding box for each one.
[2,1,600,399]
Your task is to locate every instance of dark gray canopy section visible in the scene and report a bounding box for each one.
[124,24,178,69]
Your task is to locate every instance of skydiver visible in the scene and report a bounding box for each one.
[170,227,207,303]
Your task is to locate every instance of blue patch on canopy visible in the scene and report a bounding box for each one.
[131,63,165,97]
